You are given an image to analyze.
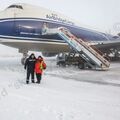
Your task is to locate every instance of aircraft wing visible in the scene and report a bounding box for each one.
[90,40,120,51]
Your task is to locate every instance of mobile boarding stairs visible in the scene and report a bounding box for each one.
[43,27,110,70]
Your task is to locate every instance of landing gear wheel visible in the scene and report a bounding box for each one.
[21,58,27,65]
[21,53,28,65]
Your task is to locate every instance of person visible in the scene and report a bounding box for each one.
[34,56,46,84]
[24,53,36,84]
[41,22,49,35]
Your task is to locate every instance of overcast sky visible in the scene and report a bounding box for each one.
[0,0,120,35]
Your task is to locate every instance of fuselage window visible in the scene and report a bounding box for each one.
[8,5,23,9]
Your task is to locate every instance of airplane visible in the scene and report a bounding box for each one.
[0,3,120,64]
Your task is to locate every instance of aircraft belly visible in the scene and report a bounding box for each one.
[1,40,70,53]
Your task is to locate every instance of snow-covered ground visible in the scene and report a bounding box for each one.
[0,45,120,120]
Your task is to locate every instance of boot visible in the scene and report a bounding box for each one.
[32,80,35,83]
[26,80,29,84]
[36,80,40,84]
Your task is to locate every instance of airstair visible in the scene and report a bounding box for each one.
[43,27,110,70]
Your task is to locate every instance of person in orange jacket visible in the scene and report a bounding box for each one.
[34,56,46,84]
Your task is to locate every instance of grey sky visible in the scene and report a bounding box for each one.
[0,0,120,35]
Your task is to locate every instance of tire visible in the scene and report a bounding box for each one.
[21,58,26,65]
[78,63,85,69]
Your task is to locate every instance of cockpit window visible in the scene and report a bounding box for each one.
[8,5,23,9]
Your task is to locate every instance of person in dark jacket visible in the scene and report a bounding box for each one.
[24,53,36,84]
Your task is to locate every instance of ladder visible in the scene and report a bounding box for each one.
[43,27,110,70]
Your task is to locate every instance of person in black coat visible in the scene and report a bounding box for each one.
[24,53,36,84]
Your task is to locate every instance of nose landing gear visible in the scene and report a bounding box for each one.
[21,53,28,65]
[19,49,28,65]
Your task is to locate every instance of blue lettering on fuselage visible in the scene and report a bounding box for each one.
[46,14,74,26]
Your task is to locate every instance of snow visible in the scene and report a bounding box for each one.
[0,45,120,120]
